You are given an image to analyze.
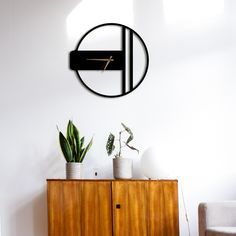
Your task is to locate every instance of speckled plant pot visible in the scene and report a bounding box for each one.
[113,157,133,179]
[66,163,83,179]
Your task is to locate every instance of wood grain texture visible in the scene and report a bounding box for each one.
[148,181,179,236]
[47,181,81,236]
[80,181,112,236]
[47,180,112,236]
[112,181,148,236]
[47,180,179,236]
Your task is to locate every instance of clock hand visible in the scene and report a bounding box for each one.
[86,56,114,70]
[103,56,113,70]
[86,57,114,62]
[86,59,110,61]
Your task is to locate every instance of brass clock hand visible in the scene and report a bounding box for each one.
[103,56,113,70]
[86,59,110,61]
[86,56,114,70]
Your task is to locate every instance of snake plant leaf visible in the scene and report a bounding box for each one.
[80,148,84,156]
[80,137,85,148]
[66,120,76,158]
[79,138,93,162]
[59,131,73,162]
[124,142,139,154]
[80,137,85,156]
[73,123,81,162]
[121,123,134,144]
[106,133,115,156]
[66,120,73,140]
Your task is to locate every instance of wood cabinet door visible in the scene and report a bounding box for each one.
[80,181,112,236]
[148,181,179,236]
[112,181,148,236]
[112,180,179,236]
[47,180,112,236]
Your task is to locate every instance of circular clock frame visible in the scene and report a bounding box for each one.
[70,23,149,98]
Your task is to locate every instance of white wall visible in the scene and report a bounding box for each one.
[1,0,236,235]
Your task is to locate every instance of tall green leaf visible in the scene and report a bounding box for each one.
[66,120,73,140]
[80,137,85,156]
[59,132,73,162]
[106,133,115,156]
[80,137,85,149]
[66,120,76,159]
[79,138,93,162]
[80,148,84,157]
[121,123,133,144]
[73,123,81,162]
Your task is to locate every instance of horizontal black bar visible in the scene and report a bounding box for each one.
[70,50,124,70]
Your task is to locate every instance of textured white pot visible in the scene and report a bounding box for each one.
[66,163,83,179]
[113,157,133,179]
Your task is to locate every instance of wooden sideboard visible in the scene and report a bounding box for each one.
[47,179,179,236]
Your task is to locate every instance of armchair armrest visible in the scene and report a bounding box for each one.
[199,203,207,236]
[199,202,236,236]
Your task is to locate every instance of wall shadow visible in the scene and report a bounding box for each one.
[33,190,48,236]
[12,189,48,236]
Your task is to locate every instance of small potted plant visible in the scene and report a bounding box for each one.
[58,120,93,179]
[106,123,139,179]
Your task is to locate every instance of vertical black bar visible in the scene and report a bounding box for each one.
[121,26,126,94]
[129,30,133,91]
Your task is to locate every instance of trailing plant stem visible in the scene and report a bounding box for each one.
[118,131,122,156]
[106,124,138,157]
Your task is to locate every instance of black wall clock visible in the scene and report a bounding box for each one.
[70,23,149,98]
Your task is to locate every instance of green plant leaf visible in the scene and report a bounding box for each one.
[79,138,93,162]
[80,148,84,156]
[59,132,73,162]
[121,123,133,144]
[124,142,139,154]
[66,120,73,140]
[66,120,74,147]
[126,134,134,144]
[73,123,81,162]
[80,137,85,148]
[80,137,85,156]
[106,133,115,156]
[66,120,76,159]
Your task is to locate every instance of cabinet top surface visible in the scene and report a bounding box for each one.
[47,179,178,182]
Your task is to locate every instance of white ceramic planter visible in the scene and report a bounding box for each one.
[113,157,133,179]
[66,163,83,179]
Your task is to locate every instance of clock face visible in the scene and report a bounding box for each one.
[70,23,149,98]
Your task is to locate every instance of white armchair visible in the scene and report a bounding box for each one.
[199,202,236,236]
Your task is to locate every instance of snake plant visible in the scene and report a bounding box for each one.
[58,120,93,163]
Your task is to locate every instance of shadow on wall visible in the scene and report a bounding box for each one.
[11,190,48,236]
[33,191,48,236]
[9,146,66,235]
